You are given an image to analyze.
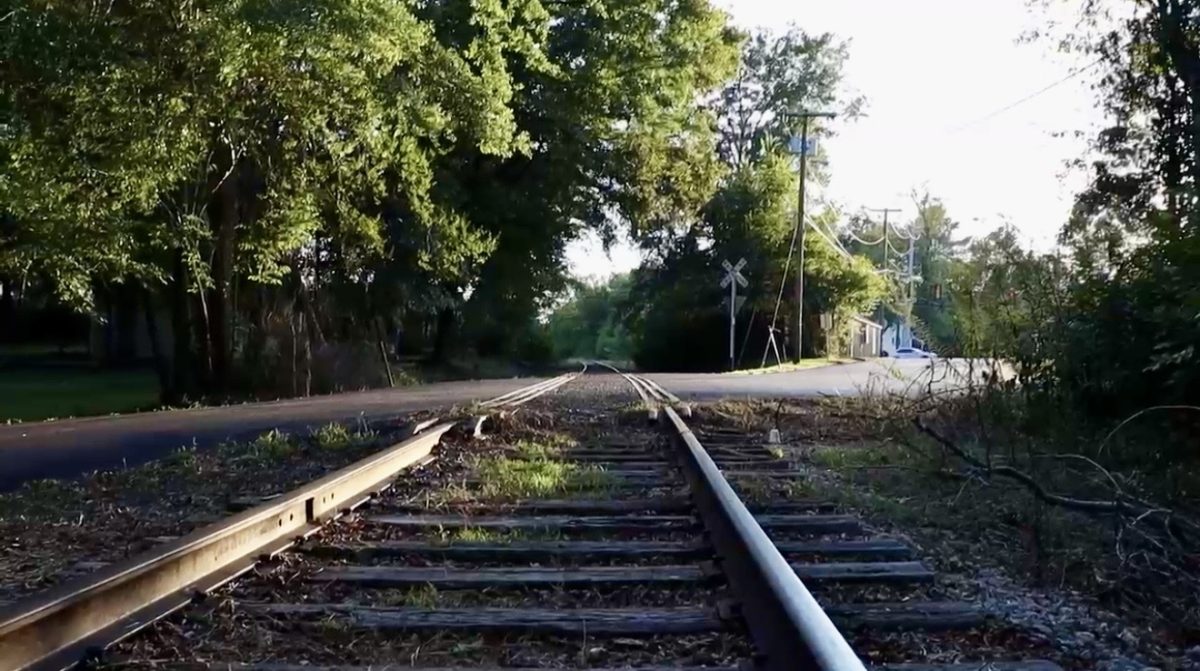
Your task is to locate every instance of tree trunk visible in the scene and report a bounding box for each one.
[142,286,172,404]
[300,310,311,396]
[1189,74,1200,228]
[113,281,139,366]
[169,249,195,403]
[1157,0,1200,228]
[431,306,455,363]
[208,165,238,395]
[0,277,15,342]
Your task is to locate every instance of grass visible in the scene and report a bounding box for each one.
[474,443,613,499]
[163,445,202,472]
[807,441,893,470]
[311,422,373,450]
[439,527,556,544]
[728,473,815,503]
[251,429,294,459]
[397,584,440,608]
[511,435,575,460]
[0,367,159,422]
[725,357,848,376]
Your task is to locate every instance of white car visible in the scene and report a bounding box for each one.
[887,347,936,359]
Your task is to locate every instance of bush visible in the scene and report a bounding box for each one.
[513,324,555,365]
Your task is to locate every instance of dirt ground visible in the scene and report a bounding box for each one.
[0,411,433,606]
[701,398,1199,671]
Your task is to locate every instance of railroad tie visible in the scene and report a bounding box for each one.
[366,512,863,535]
[201,662,1063,671]
[378,498,838,516]
[305,560,933,587]
[242,600,986,634]
[303,537,915,562]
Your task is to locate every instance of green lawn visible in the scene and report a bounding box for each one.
[0,368,160,423]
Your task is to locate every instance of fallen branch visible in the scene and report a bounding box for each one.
[912,416,1199,543]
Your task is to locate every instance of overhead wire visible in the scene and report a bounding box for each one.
[948,57,1103,133]
[807,219,853,260]
[842,228,886,246]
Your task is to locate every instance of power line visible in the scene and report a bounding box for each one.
[807,219,853,260]
[889,223,918,241]
[949,57,1103,133]
[843,228,886,246]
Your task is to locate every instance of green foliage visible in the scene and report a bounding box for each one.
[627,158,886,370]
[512,322,556,365]
[546,274,635,361]
[395,584,440,609]
[715,27,864,169]
[513,439,563,460]
[803,210,888,333]
[312,422,354,451]
[839,193,969,353]
[948,221,1200,418]
[163,446,201,472]
[0,0,542,304]
[977,0,1200,414]
[0,0,747,399]
[457,0,741,355]
[252,429,293,459]
[620,26,884,370]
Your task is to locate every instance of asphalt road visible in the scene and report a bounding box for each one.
[644,358,985,400]
[0,376,545,491]
[0,358,988,491]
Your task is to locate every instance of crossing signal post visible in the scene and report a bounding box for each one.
[720,258,748,371]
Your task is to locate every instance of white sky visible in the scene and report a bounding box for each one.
[566,0,1102,280]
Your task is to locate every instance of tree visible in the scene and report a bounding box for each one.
[453,0,741,356]
[1,0,550,399]
[621,24,881,370]
[909,194,970,351]
[714,28,864,169]
[1018,0,1200,411]
[625,154,885,369]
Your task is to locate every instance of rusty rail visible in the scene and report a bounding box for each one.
[663,406,866,671]
[0,372,580,670]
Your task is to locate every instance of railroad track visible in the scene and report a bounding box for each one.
[0,367,1059,671]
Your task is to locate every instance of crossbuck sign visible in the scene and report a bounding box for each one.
[720,258,748,370]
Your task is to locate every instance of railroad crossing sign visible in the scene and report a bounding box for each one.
[720,258,748,371]
[720,258,748,289]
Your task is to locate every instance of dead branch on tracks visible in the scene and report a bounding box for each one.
[912,416,1200,546]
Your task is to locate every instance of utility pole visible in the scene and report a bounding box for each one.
[785,110,835,362]
[867,207,900,352]
[906,236,916,313]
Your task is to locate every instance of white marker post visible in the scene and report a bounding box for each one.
[720,258,749,371]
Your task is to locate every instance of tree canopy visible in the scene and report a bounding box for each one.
[0,0,744,396]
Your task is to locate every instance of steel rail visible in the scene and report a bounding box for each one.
[599,365,660,420]
[0,422,453,671]
[478,375,568,407]
[635,375,680,404]
[502,371,582,407]
[0,373,581,671]
[662,406,867,671]
[479,363,586,409]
